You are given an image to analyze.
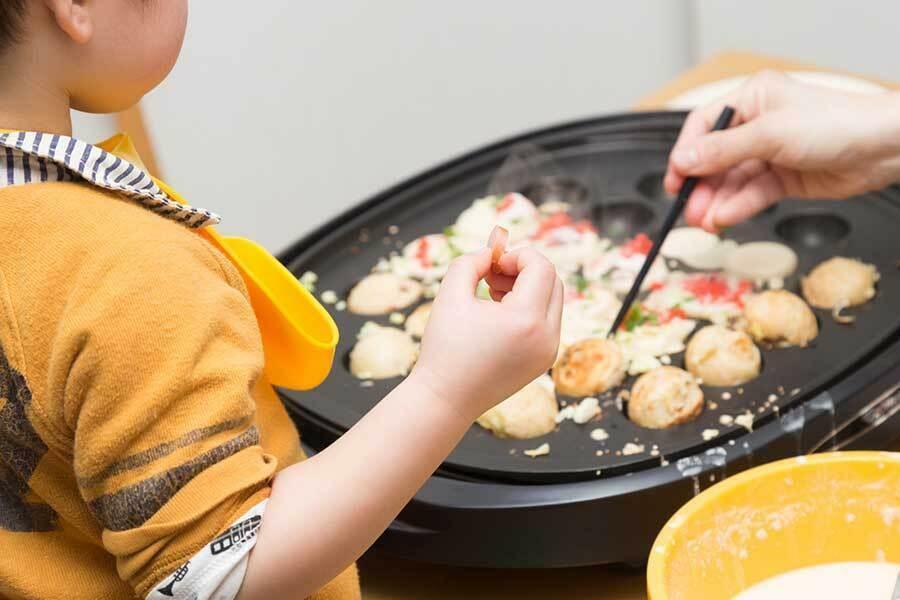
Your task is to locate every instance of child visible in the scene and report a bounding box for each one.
[0,2,562,599]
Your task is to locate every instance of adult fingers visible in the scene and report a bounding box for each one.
[665,99,744,193]
[684,172,727,231]
[698,166,759,232]
[708,159,769,208]
[684,180,716,227]
[670,117,781,178]
[708,170,786,229]
[665,70,790,191]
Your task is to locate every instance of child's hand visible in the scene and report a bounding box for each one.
[412,247,563,423]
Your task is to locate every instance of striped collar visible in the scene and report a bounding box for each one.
[0,130,220,228]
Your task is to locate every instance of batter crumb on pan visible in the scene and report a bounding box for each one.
[589,427,609,441]
[573,397,601,424]
[523,443,550,458]
[735,412,754,431]
[832,305,856,324]
[701,429,719,441]
[622,442,645,456]
[299,270,318,292]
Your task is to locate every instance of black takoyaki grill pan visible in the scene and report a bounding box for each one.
[279,111,900,567]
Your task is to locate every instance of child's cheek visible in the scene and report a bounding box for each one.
[138,0,189,86]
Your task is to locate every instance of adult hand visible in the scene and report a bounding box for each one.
[664,70,900,231]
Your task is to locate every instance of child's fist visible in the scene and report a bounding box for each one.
[412,246,562,422]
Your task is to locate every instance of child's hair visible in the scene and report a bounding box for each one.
[0,0,27,53]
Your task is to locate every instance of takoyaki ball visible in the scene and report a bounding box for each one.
[801,257,879,309]
[743,290,818,347]
[552,338,626,397]
[629,366,704,429]
[349,324,418,379]
[685,325,761,387]
[347,273,423,315]
[404,302,433,338]
[477,376,558,439]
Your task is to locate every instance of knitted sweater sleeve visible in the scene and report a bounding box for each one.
[60,230,276,598]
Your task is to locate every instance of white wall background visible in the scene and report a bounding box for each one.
[693,0,900,81]
[72,0,900,253]
[140,1,691,252]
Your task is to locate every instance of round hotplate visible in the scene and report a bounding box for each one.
[279,112,900,483]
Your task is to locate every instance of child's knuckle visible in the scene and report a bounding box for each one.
[513,312,542,339]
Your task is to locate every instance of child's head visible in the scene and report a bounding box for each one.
[1,0,188,114]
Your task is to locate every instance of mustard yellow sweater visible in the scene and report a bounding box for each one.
[0,182,359,599]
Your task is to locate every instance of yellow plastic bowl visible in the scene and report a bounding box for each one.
[648,451,900,600]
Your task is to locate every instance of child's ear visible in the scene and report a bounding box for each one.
[42,0,93,45]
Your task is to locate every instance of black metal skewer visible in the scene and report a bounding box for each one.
[607,105,736,337]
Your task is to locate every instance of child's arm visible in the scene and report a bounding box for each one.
[236,247,563,599]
